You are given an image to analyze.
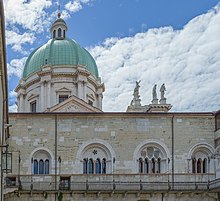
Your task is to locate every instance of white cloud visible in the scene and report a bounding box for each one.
[4,0,93,53]
[65,0,93,13]
[4,0,52,53]
[9,90,17,98]
[9,104,18,112]
[6,30,36,53]
[7,57,27,78]
[4,0,52,32]
[89,5,220,112]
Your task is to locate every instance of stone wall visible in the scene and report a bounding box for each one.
[7,112,217,175]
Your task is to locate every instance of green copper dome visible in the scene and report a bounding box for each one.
[23,38,99,78]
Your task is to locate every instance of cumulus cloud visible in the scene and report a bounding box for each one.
[89,5,220,112]
[9,104,18,112]
[4,0,52,32]
[9,90,17,99]
[7,57,27,78]
[6,30,36,53]
[4,0,94,53]
[65,0,93,13]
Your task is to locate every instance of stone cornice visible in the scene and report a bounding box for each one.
[37,70,52,77]
[52,72,77,78]
[26,77,41,89]
[16,77,40,91]
[9,112,215,118]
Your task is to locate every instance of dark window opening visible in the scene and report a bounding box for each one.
[6,177,16,187]
[95,158,101,174]
[33,159,49,174]
[63,30,66,38]
[216,113,220,130]
[102,158,106,174]
[59,177,70,190]
[192,158,196,173]
[144,159,149,173]
[39,159,44,174]
[83,158,107,174]
[45,159,49,174]
[88,100,93,106]
[53,30,56,38]
[151,158,156,173]
[88,159,94,174]
[139,158,143,173]
[83,159,87,174]
[34,160,38,174]
[197,158,202,173]
[30,101,36,112]
[58,28,62,37]
[59,95,68,103]
[203,158,207,173]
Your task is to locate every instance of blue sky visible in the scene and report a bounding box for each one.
[4,0,220,112]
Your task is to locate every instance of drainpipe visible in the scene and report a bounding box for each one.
[171,115,174,190]
[1,99,6,201]
[55,114,58,201]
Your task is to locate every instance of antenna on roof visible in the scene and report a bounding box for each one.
[57,0,61,18]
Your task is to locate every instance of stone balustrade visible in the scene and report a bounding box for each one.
[5,173,219,193]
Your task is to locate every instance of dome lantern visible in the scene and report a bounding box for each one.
[50,13,67,39]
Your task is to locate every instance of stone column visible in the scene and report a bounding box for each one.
[40,82,45,111]
[47,81,51,109]
[83,81,88,100]
[77,81,83,100]
[98,93,103,110]
[17,95,20,112]
[19,94,24,112]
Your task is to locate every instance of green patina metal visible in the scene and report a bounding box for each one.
[22,38,98,78]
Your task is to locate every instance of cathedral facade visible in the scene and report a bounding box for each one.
[3,14,220,201]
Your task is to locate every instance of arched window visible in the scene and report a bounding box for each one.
[63,30,66,38]
[79,141,114,175]
[83,159,87,174]
[88,159,94,174]
[45,159,49,174]
[95,159,101,174]
[39,160,44,174]
[139,158,143,173]
[32,149,51,175]
[34,160,38,174]
[137,144,167,174]
[203,158,207,173]
[197,158,202,173]
[144,158,149,174]
[58,28,62,37]
[53,30,56,38]
[151,158,156,173]
[190,144,214,174]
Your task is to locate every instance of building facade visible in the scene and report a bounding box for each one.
[4,14,220,201]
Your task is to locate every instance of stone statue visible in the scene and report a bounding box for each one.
[160,83,166,99]
[130,80,141,106]
[152,84,157,100]
[134,80,141,98]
